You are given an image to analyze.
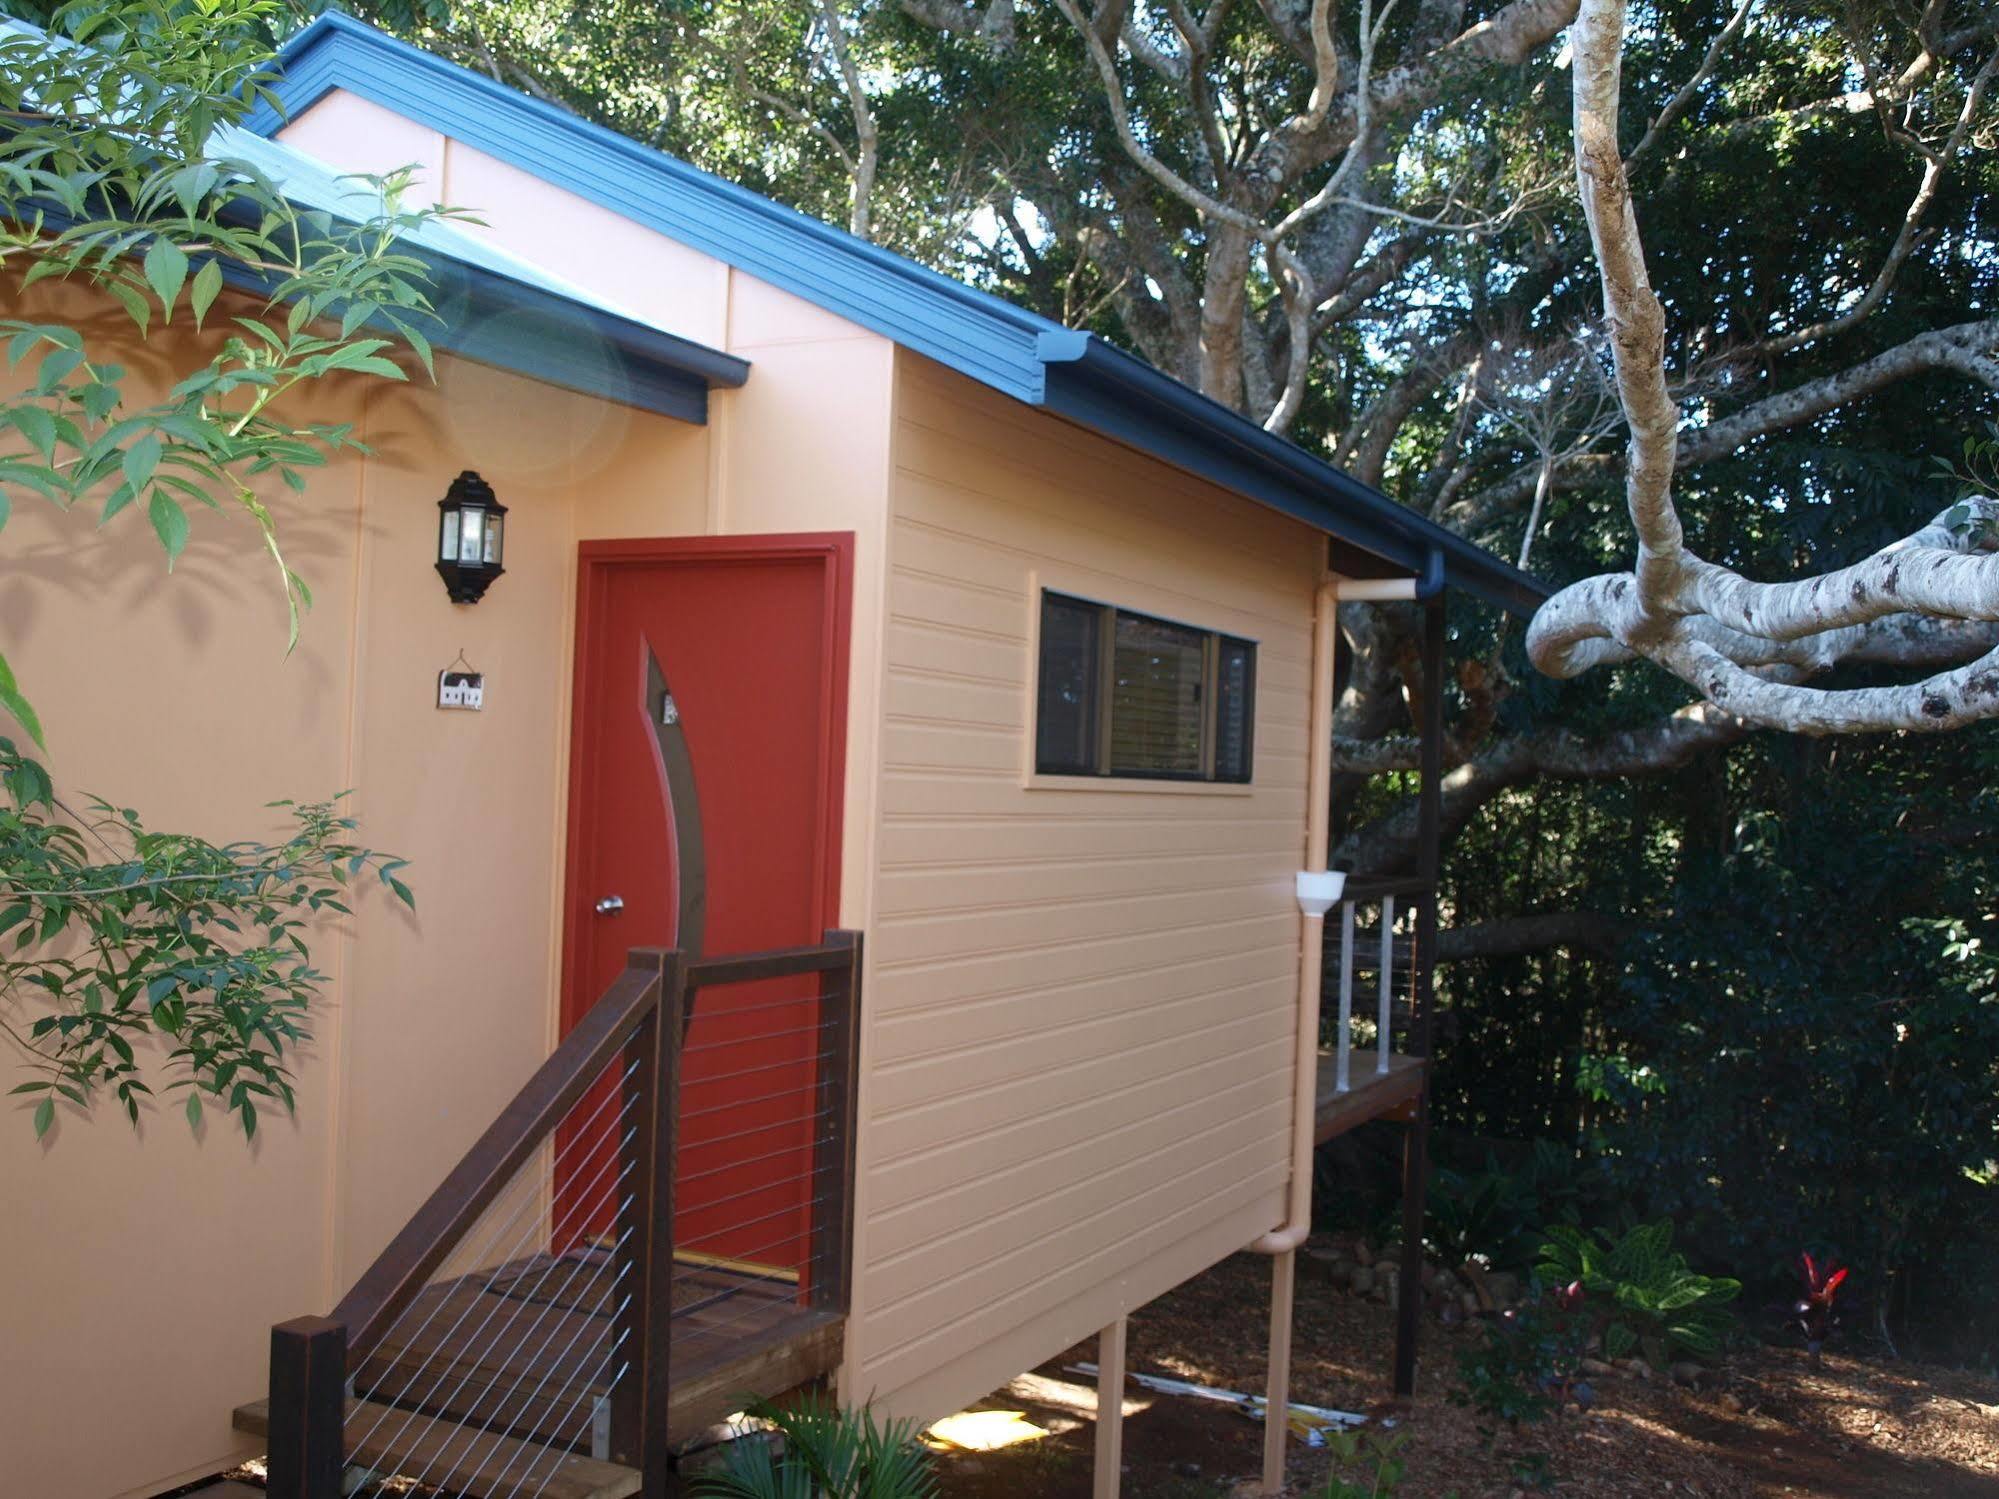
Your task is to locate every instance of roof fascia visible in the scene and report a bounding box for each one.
[1037,333,1550,617]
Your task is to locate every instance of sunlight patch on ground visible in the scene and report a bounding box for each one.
[925,1410,1051,1452]
[1008,1369,1152,1418]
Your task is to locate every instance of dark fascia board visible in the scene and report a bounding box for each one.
[252,14,1547,613]
[1037,332,1551,617]
[409,248,748,425]
[21,203,747,427]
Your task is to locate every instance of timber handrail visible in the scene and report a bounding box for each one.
[1338,873,1431,904]
[332,951,677,1363]
[685,939,857,989]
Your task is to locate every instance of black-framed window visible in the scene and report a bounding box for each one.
[1034,590,1256,783]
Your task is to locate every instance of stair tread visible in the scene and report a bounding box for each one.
[232,1397,639,1499]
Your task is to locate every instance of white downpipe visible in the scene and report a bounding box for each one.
[1252,577,1339,1257]
[1377,895,1395,1074]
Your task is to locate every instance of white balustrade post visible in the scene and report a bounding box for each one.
[1377,895,1395,1073]
[1335,900,1354,1094]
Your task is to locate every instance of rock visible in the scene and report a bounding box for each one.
[1719,1390,1745,1413]
[1353,1239,1376,1267]
[1325,1259,1354,1288]
[1671,1361,1704,1388]
[1621,1357,1654,1380]
[1350,1266,1376,1296]
[1439,1299,1463,1325]
[1485,1271,1521,1307]
[1460,1260,1497,1312]
[1173,1461,1202,1479]
[1460,1290,1483,1318]
[1579,1357,1617,1378]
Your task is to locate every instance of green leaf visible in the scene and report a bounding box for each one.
[149,489,189,564]
[142,237,189,316]
[0,650,45,751]
[185,1093,202,1129]
[122,432,162,495]
[33,1097,53,1139]
[11,405,56,462]
[189,258,224,329]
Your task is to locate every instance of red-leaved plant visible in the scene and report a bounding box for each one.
[1794,1253,1849,1365]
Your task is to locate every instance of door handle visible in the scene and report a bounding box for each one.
[594,895,625,915]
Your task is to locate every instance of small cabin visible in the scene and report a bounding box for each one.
[0,17,1546,1499]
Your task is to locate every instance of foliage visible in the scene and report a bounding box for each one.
[1537,1221,1739,1367]
[0,739,410,1138]
[689,1396,938,1499]
[0,0,447,744]
[1451,1281,1591,1441]
[1314,1427,1411,1499]
[1426,1140,1613,1273]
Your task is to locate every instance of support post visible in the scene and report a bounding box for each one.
[1261,1249,1297,1494]
[1093,1316,1128,1499]
[266,1315,346,1499]
[610,949,684,1496]
[810,930,864,1313]
[1393,601,1445,1399]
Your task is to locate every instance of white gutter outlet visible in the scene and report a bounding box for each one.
[1295,869,1346,917]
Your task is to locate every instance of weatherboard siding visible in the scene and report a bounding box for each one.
[846,353,1317,1416]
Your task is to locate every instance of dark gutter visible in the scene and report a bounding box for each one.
[1037,332,1550,618]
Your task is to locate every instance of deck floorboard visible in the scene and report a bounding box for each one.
[1315,1047,1426,1142]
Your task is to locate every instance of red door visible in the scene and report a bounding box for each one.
[560,535,850,1285]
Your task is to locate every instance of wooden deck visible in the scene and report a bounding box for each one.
[235,1249,841,1498]
[1315,1047,1426,1142]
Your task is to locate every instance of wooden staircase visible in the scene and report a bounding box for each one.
[241,936,863,1499]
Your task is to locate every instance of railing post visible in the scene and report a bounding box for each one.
[610,948,684,1497]
[266,1315,346,1499]
[809,929,864,1314]
[1334,901,1355,1094]
[1377,896,1395,1074]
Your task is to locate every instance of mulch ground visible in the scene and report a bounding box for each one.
[925,1246,1999,1498]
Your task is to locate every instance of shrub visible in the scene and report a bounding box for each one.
[690,1396,937,1499]
[1451,1281,1591,1440]
[1316,1427,1412,1498]
[1426,1139,1611,1271]
[1537,1221,1738,1366]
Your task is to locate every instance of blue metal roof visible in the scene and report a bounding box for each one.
[209,123,749,422]
[251,14,1545,614]
[0,15,746,423]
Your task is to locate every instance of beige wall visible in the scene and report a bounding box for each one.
[4,80,1326,1496]
[0,154,896,1494]
[277,88,897,931]
[844,352,1320,1421]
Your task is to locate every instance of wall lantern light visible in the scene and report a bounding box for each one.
[435,470,507,604]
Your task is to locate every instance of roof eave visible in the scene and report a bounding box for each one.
[1036,333,1551,618]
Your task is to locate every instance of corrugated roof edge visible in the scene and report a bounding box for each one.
[251,13,1549,615]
